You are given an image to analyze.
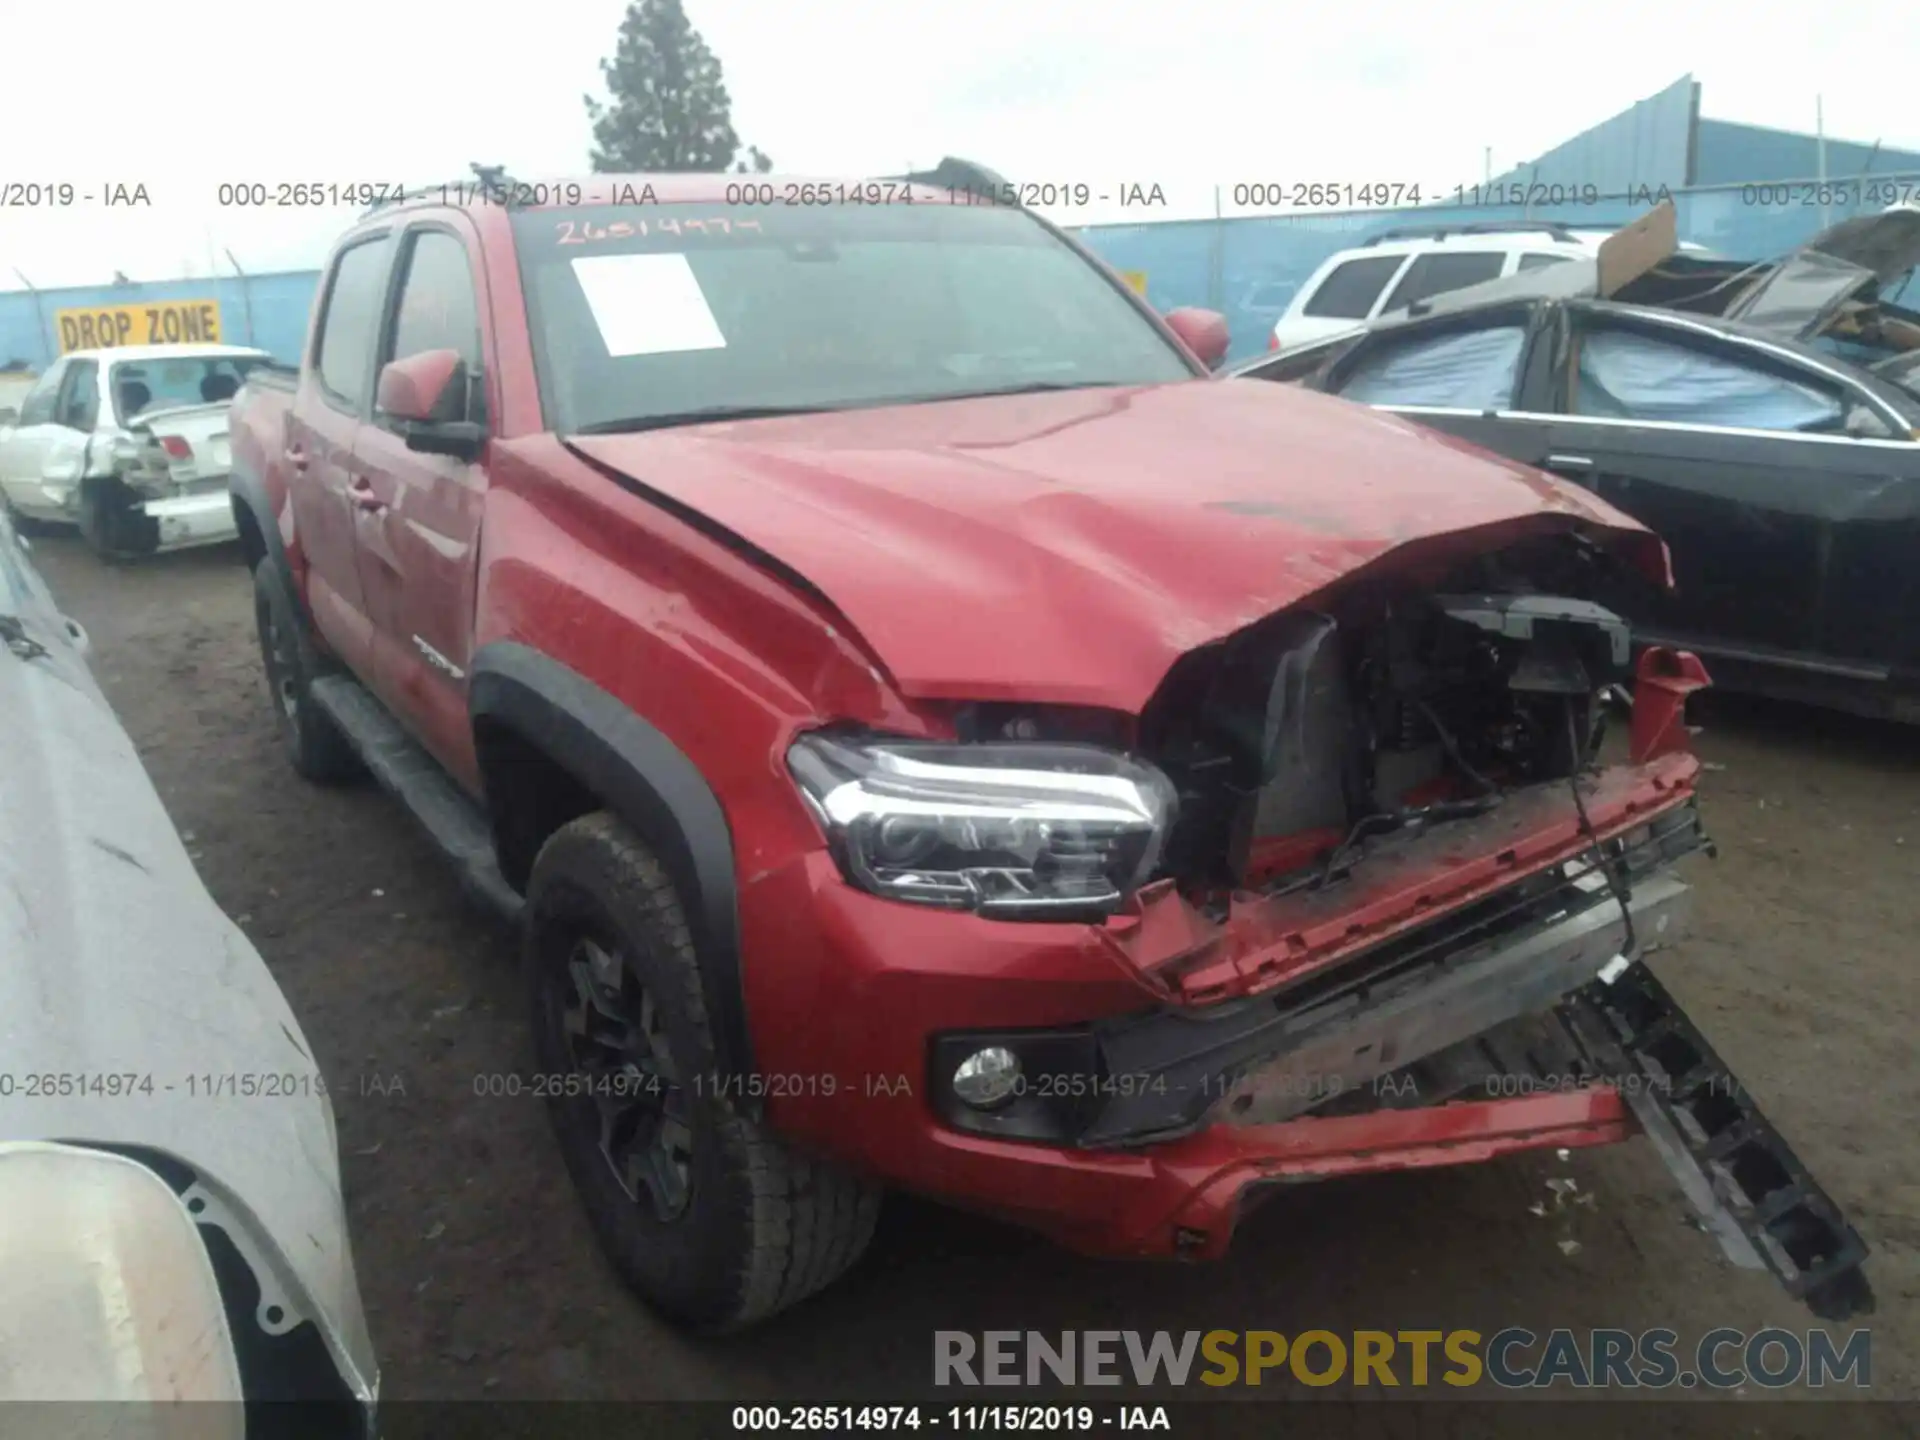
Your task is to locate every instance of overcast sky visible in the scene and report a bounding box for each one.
[6,0,1918,291]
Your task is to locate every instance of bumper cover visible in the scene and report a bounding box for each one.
[930,799,1708,1149]
[142,488,238,550]
[1094,803,1705,1144]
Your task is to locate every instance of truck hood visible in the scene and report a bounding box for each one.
[569,379,1657,711]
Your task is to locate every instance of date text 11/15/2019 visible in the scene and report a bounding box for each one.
[469,1070,916,1101]
[0,1072,337,1099]
[730,1405,1172,1431]
[1226,182,1687,209]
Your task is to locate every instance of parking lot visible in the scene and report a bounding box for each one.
[30,533,1920,1422]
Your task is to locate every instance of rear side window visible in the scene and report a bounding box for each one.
[1381,252,1506,313]
[1574,327,1847,431]
[314,238,394,412]
[1302,256,1407,319]
[1336,325,1528,410]
[17,362,65,426]
[1518,253,1575,272]
[55,361,99,430]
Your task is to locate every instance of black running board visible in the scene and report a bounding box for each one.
[308,674,523,924]
[1560,962,1873,1322]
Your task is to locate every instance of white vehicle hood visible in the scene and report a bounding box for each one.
[0,521,375,1405]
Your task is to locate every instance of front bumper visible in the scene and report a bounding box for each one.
[911,805,1705,1259]
[744,758,1708,1257]
[141,488,238,550]
[1072,805,1703,1146]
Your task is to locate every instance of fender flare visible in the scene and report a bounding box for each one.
[229,462,296,592]
[468,641,755,1088]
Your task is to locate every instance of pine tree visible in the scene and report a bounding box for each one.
[583,0,774,174]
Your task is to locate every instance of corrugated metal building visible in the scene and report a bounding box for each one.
[3,76,1917,375]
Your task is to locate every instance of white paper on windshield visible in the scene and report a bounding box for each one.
[570,253,727,357]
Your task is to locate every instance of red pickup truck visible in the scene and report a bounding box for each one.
[228,165,1871,1332]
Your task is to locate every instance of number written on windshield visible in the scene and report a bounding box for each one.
[555,216,764,246]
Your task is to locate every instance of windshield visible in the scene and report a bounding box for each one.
[510,203,1194,433]
[110,355,267,423]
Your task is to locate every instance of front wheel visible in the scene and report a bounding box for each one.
[525,812,880,1332]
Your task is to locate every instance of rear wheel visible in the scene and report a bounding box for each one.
[525,812,880,1332]
[77,477,158,562]
[252,560,362,783]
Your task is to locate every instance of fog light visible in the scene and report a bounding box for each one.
[952,1047,1022,1109]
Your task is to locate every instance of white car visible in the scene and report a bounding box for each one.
[0,507,376,1423]
[0,343,271,558]
[1267,221,1716,353]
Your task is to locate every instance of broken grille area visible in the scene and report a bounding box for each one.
[1078,804,1708,1147]
[1139,533,1642,899]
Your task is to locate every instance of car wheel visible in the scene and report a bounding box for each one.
[76,483,112,558]
[77,478,158,563]
[251,559,363,783]
[525,811,880,1332]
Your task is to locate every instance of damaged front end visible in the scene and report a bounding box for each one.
[1120,529,1694,1007]
[887,528,1871,1319]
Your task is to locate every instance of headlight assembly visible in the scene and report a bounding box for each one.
[787,731,1176,920]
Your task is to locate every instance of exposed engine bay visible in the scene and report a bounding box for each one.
[1143,531,1637,899]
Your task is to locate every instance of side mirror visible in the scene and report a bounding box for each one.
[1163,308,1231,369]
[376,349,484,459]
[0,408,16,428]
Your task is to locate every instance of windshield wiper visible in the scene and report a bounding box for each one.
[951,380,1120,399]
[572,404,840,435]
[867,379,1130,408]
[572,383,1131,436]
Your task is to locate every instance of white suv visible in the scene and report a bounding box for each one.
[1268,222,1616,352]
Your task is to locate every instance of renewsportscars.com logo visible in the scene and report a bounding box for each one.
[933,1328,1872,1390]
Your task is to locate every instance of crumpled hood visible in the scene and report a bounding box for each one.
[570,379,1656,711]
[0,532,375,1404]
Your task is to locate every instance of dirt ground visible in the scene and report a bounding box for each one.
[28,533,1920,1427]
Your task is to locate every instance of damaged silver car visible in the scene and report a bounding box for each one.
[0,514,376,1432]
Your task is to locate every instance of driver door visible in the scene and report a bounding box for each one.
[349,220,492,789]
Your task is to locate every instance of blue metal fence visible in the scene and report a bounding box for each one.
[4,173,1916,375]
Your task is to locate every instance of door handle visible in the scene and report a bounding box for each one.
[1546,453,1593,471]
[284,444,309,473]
[347,476,387,513]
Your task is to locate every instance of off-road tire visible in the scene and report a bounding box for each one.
[525,811,881,1332]
[251,559,363,783]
